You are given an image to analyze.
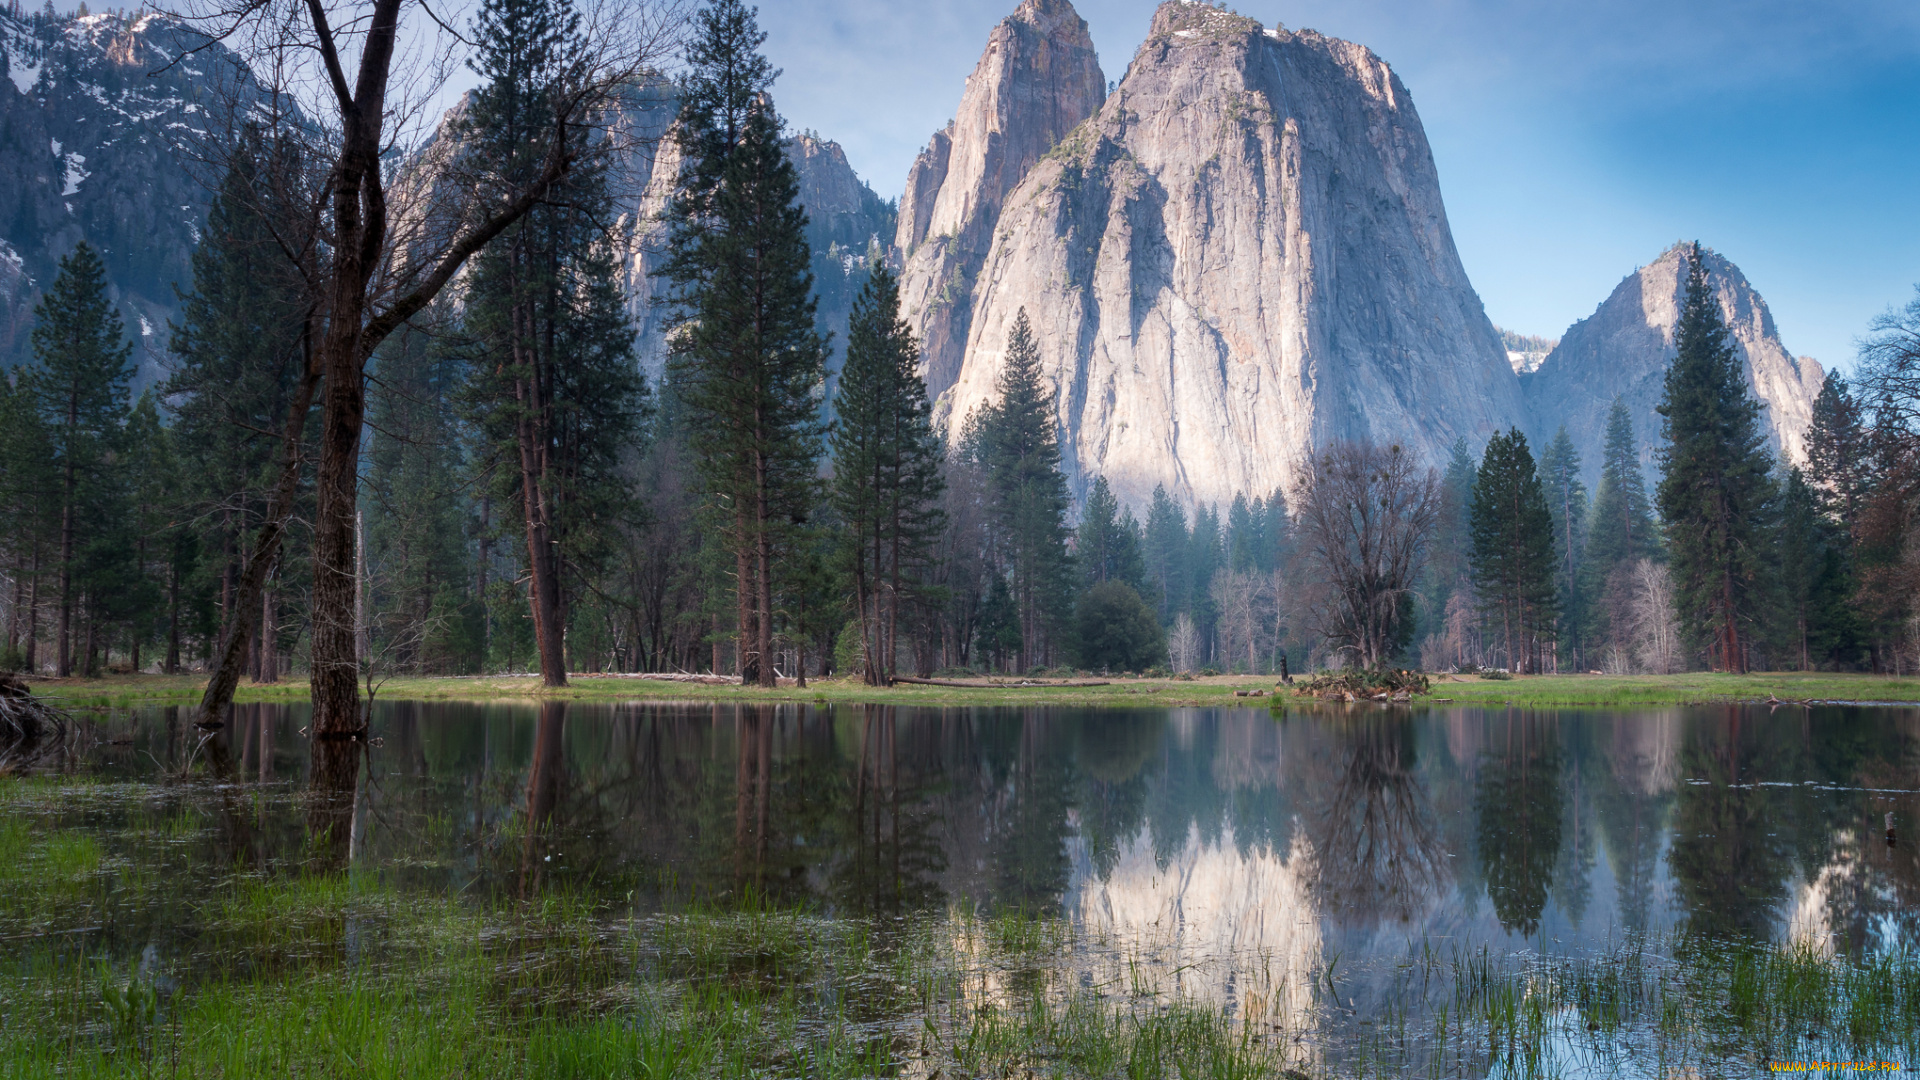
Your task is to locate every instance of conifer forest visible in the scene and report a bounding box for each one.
[2,1,1918,697]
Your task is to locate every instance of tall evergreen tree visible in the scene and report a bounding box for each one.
[369,323,483,674]
[1804,373,1871,532]
[1188,503,1223,664]
[829,261,945,684]
[664,0,827,687]
[166,128,316,723]
[1076,476,1145,593]
[1655,244,1778,672]
[1536,427,1588,666]
[460,0,644,686]
[21,242,133,677]
[971,309,1074,672]
[1470,429,1557,672]
[1580,397,1660,653]
[0,369,57,671]
[1142,484,1188,623]
[1796,374,1870,667]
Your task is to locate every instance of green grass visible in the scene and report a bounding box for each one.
[30,669,1920,711]
[1,804,1917,1078]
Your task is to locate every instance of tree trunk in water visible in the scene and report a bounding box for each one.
[201,361,318,732]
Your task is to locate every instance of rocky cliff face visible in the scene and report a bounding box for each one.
[0,9,264,380]
[931,1,1523,508]
[613,98,895,392]
[895,0,1106,403]
[1522,243,1824,483]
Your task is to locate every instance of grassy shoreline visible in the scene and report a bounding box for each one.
[23,669,1920,710]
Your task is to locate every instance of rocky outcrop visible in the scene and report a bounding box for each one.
[895,0,1106,403]
[0,10,265,380]
[614,101,895,390]
[935,2,1523,508]
[1522,243,1824,483]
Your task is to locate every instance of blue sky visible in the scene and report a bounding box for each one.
[756,0,1920,373]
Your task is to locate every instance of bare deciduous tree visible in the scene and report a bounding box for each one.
[1210,568,1270,674]
[167,0,683,745]
[1168,613,1200,674]
[1627,558,1682,674]
[1293,441,1441,669]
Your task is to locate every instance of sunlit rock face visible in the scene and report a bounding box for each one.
[895,0,1108,405]
[931,1,1523,507]
[1523,243,1824,483]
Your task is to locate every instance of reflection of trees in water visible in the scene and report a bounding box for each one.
[1299,717,1448,924]
[1549,722,1600,929]
[519,701,567,896]
[1474,715,1562,937]
[990,712,1077,910]
[826,706,948,915]
[1668,709,1799,942]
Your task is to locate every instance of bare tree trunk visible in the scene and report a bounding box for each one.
[166,549,181,675]
[56,396,75,677]
[23,543,38,673]
[258,583,277,684]
[201,354,319,732]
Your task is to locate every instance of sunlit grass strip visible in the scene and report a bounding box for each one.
[34,669,1920,710]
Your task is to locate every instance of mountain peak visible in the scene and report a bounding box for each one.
[1147,1,1262,41]
[893,0,1107,402]
[1524,243,1823,480]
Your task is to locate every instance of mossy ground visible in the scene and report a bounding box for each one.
[26,669,1920,712]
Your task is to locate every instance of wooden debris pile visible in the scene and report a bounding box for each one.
[0,673,68,743]
[1289,668,1431,703]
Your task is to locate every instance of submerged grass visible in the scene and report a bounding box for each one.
[2,786,1919,1078]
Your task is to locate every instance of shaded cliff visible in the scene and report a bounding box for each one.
[1523,243,1824,483]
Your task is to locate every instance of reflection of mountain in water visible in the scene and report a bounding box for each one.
[118,702,1920,968]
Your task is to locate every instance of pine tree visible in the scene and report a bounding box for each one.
[1655,244,1778,672]
[1142,484,1188,623]
[461,0,644,686]
[369,322,483,674]
[829,260,946,684]
[971,309,1074,672]
[1536,427,1588,667]
[0,369,57,671]
[22,242,133,677]
[1187,503,1223,665]
[1470,429,1558,672]
[1580,397,1659,656]
[1076,476,1145,593]
[1797,374,1870,667]
[166,128,315,720]
[664,0,827,687]
[1804,373,1870,532]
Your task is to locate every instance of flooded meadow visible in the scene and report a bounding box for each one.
[2,702,1917,1077]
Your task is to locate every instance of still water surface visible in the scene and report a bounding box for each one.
[59,703,1920,956]
[10,701,1920,1074]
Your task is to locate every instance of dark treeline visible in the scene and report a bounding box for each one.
[2,10,1918,683]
